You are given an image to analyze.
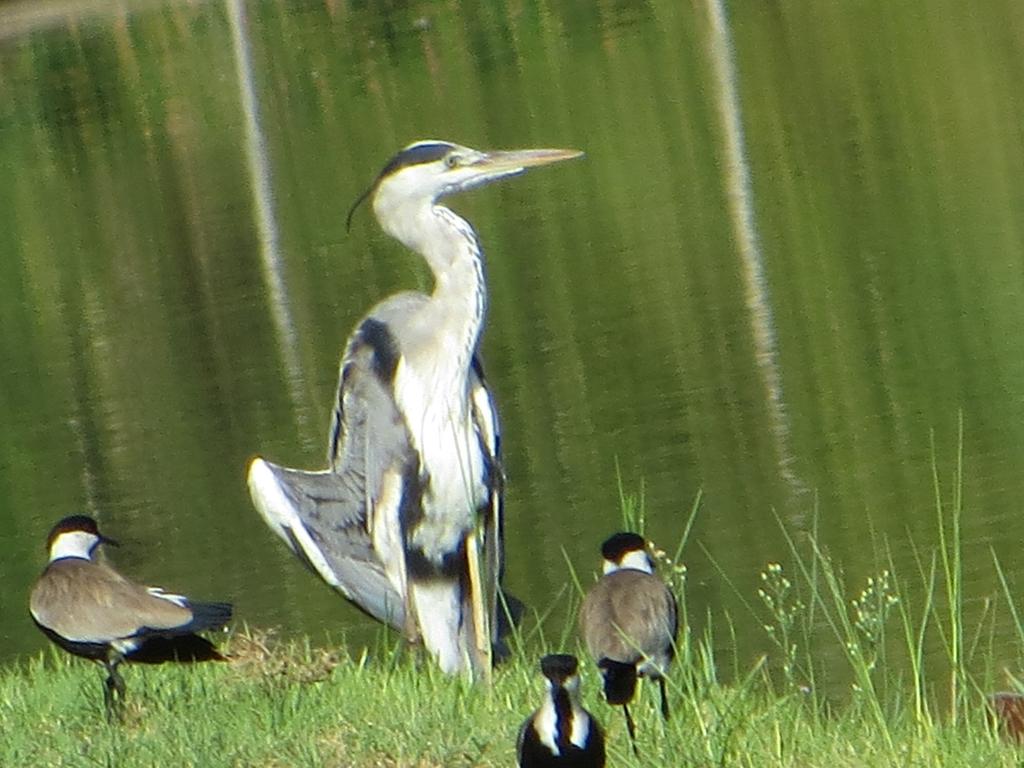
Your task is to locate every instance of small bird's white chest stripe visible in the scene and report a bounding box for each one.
[569,704,590,748]
[536,696,561,754]
[535,694,591,754]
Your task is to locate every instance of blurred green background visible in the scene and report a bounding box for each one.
[2,0,1023,692]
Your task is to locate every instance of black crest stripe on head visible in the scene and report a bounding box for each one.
[380,141,455,177]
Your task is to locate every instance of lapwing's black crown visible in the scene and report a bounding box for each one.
[45,515,101,550]
[600,531,647,563]
[540,653,579,684]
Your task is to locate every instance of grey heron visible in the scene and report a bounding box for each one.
[579,532,677,748]
[248,140,582,677]
[517,653,606,768]
[29,515,232,718]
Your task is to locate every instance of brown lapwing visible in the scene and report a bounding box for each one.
[29,515,233,718]
[579,531,677,750]
[517,653,606,768]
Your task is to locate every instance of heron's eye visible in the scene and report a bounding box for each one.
[444,154,461,169]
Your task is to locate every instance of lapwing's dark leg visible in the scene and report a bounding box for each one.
[658,676,671,721]
[103,660,126,722]
[622,703,639,756]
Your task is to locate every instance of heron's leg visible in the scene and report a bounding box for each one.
[465,527,492,682]
[398,572,424,670]
[622,703,639,755]
[658,676,671,721]
[402,592,425,671]
[402,582,421,645]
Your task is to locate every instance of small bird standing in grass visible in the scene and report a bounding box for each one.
[517,653,605,768]
[29,515,233,718]
[579,531,678,749]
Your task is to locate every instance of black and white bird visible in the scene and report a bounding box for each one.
[517,653,605,768]
[29,515,233,716]
[579,531,677,747]
[248,140,581,677]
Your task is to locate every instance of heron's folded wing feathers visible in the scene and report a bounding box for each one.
[248,461,406,630]
[251,307,425,630]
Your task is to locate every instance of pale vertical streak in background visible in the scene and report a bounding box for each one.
[226,0,314,445]
[704,0,804,494]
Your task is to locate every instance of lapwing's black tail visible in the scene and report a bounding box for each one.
[129,599,233,662]
[186,601,233,632]
[598,658,637,705]
[128,633,228,664]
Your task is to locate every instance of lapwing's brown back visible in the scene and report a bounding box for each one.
[30,559,193,643]
[579,568,676,666]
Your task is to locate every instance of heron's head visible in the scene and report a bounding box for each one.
[347,140,582,237]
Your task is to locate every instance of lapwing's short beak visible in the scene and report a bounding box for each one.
[100,534,120,547]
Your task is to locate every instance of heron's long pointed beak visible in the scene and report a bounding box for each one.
[473,147,584,175]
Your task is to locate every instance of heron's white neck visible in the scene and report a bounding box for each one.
[377,196,487,369]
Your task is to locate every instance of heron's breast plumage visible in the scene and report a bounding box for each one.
[365,204,492,565]
[393,342,488,561]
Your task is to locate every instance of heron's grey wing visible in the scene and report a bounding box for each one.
[248,460,406,630]
[328,310,417,476]
[250,311,421,630]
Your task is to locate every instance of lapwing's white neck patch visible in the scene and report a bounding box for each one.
[569,703,591,749]
[535,689,561,754]
[48,530,100,562]
[536,679,590,755]
[603,548,653,575]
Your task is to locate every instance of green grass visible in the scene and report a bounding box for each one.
[3,538,1023,768]
[0,612,1020,768]
[5,428,1024,766]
